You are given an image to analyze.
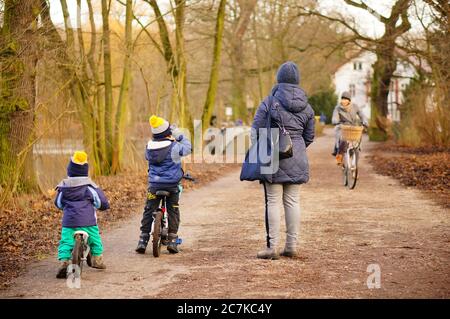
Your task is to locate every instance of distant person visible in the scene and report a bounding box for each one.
[245,61,315,260]
[331,92,368,165]
[210,115,217,127]
[54,151,110,279]
[320,112,327,124]
[135,115,192,254]
[205,115,219,155]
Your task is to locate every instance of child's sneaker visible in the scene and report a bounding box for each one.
[91,255,106,269]
[167,233,179,254]
[135,233,150,254]
[56,260,70,279]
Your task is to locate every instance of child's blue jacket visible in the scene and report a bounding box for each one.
[146,135,192,190]
[55,177,109,228]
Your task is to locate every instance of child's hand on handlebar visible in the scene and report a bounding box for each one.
[172,128,184,141]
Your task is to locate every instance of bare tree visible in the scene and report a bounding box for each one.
[112,0,133,173]
[145,0,193,131]
[102,0,114,167]
[297,0,413,140]
[228,0,257,122]
[201,0,227,129]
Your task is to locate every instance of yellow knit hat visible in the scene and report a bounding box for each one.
[149,115,165,128]
[149,115,170,135]
[72,151,88,165]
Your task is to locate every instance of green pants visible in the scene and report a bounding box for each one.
[58,225,104,261]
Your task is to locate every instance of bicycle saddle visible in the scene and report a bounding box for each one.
[73,230,89,240]
[155,190,170,197]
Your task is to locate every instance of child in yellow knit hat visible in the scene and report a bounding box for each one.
[54,151,110,278]
[136,115,192,254]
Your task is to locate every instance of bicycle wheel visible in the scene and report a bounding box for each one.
[347,149,359,189]
[152,212,162,257]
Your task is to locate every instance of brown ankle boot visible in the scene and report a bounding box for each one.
[91,255,106,269]
[256,248,279,260]
[280,248,299,258]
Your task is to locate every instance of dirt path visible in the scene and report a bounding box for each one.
[1,128,448,298]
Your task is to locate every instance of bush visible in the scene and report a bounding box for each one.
[308,88,337,124]
[398,78,450,147]
[314,116,324,136]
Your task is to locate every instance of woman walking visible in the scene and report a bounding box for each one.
[248,61,315,259]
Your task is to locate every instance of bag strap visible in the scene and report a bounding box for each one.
[270,95,288,135]
[264,96,272,130]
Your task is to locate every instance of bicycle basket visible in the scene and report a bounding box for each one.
[341,125,364,142]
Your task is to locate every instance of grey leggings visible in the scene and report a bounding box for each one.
[263,182,300,250]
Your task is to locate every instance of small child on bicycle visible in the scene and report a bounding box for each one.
[135,115,192,254]
[54,151,110,278]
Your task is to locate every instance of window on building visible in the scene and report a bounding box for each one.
[353,62,362,70]
[349,84,356,97]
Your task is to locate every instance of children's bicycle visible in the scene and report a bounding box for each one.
[67,231,92,281]
[151,173,195,257]
[340,125,364,190]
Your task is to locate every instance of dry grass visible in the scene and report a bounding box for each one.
[368,143,450,209]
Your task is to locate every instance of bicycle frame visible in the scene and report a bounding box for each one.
[160,197,169,240]
[73,231,91,263]
[67,231,90,283]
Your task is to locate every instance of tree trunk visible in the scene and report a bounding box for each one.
[86,0,107,173]
[149,0,192,132]
[111,0,133,174]
[174,0,193,132]
[201,0,227,130]
[101,0,113,171]
[367,0,411,141]
[230,0,257,122]
[0,0,40,199]
[369,48,397,141]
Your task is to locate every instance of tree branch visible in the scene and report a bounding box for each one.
[294,5,375,43]
[343,0,388,23]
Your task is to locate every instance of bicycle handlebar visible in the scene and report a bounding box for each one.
[182,172,196,182]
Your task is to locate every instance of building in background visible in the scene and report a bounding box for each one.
[333,51,417,122]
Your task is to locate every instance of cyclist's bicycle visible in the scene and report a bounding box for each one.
[340,125,364,190]
[67,231,92,282]
[151,173,195,257]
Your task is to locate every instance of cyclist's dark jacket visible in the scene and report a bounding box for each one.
[146,135,192,191]
[54,177,109,228]
[250,82,315,184]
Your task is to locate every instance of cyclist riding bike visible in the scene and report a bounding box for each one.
[332,91,368,165]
